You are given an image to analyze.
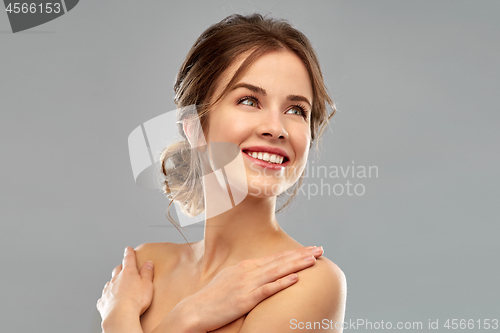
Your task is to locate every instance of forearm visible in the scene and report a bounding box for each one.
[151,301,206,333]
[101,309,143,333]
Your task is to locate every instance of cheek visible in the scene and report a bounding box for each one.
[292,125,311,161]
[294,145,309,173]
[209,112,255,142]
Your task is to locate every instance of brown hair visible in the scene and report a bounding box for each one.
[159,13,336,236]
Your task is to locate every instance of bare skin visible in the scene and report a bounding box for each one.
[97,50,346,332]
[136,239,325,333]
[97,242,328,332]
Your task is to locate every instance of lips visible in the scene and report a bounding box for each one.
[242,151,291,169]
[241,145,290,162]
[241,146,292,171]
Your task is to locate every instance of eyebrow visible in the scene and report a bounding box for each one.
[231,82,312,108]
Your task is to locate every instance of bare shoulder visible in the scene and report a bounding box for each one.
[239,255,347,333]
[133,242,183,273]
[300,256,347,292]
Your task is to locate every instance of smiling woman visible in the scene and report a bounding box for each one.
[198,50,314,202]
[97,13,346,333]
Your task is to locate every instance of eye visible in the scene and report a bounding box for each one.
[238,95,259,108]
[286,104,309,119]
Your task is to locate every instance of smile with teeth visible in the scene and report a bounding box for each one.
[244,151,285,164]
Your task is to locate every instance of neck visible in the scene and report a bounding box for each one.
[192,190,287,284]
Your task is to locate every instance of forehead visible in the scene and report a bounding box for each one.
[213,50,313,104]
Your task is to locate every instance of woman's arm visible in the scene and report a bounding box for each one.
[237,257,347,333]
[102,302,202,333]
[98,247,204,333]
[151,246,325,333]
[101,304,143,333]
[97,247,154,333]
[98,245,325,333]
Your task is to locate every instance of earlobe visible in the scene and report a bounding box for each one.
[182,119,193,146]
[182,118,207,152]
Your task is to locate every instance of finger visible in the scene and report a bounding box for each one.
[111,264,122,278]
[254,246,320,267]
[258,250,319,285]
[101,282,108,296]
[140,261,154,281]
[122,246,137,272]
[253,273,299,302]
[96,297,104,312]
[103,281,110,290]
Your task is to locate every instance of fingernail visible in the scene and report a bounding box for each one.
[312,246,323,254]
[306,246,316,249]
[146,261,154,270]
[124,247,129,255]
[304,255,315,262]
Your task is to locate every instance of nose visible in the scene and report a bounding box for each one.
[258,108,289,140]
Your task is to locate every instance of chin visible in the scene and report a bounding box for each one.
[247,178,288,198]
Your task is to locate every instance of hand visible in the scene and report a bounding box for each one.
[97,247,155,325]
[173,246,324,332]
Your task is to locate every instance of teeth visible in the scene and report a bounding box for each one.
[245,151,285,164]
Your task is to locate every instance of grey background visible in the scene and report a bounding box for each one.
[1,1,499,332]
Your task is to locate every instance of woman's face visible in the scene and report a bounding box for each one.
[205,50,313,198]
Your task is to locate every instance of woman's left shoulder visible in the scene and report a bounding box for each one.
[300,255,347,295]
[274,238,346,289]
[239,252,347,332]
[278,239,346,288]
[310,255,345,281]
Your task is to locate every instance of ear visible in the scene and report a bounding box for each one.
[182,117,207,151]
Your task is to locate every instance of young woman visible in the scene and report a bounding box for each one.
[97,13,347,333]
